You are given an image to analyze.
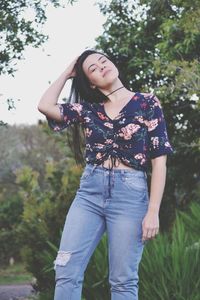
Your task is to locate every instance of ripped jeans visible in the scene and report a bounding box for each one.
[54,163,149,300]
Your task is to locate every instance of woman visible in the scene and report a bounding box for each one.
[38,49,173,300]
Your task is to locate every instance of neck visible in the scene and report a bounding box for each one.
[105,86,125,97]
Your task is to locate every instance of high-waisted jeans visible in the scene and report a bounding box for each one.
[54,163,149,300]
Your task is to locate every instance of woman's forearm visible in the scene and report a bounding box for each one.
[38,68,71,112]
[148,156,167,214]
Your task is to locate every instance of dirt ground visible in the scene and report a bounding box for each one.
[0,284,35,300]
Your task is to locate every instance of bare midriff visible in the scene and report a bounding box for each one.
[100,156,133,170]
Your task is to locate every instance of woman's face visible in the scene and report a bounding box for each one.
[82,53,119,89]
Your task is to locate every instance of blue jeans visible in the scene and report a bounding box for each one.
[54,163,149,300]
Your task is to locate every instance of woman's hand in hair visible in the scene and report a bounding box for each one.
[38,56,78,118]
[66,56,79,79]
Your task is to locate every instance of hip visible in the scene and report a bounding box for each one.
[78,163,149,211]
[80,163,148,196]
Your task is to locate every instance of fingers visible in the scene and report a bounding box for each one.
[66,56,79,78]
[142,227,159,242]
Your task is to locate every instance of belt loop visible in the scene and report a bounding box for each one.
[108,170,111,197]
[120,169,125,182]
[91,164,98,174]
[111,167,114,189]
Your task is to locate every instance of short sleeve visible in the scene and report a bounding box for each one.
[47,102,85,132]
[145,94,174,159]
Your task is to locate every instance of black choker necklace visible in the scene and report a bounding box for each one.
[105,86,124,97]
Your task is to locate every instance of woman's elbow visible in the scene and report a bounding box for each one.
[37,100,47,114]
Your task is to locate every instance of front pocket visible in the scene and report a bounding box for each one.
[122,175,147,192]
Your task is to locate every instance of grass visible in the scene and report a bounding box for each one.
[0,262,33,285]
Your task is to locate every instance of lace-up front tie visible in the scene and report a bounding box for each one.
[101,155,120,198]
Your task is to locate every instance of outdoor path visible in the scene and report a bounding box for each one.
[0,284,35,300]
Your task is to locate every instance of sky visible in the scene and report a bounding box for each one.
[0,0,107,125]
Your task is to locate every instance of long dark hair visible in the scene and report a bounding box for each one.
[65,49,125,167]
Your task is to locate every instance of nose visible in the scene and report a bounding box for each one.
[100,65,105,71]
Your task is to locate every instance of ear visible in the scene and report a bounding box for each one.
[90,84,96,89]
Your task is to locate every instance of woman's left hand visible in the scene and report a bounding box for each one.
[142,210,159,242]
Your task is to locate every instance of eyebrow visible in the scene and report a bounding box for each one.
[88,55,105,71]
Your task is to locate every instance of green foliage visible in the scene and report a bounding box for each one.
[0,122,76,268]
[0,0,77,76]
[139,201,200,300]
[0,124,67,191]
[0,262,33,285]
[0,0,76,124]
[177,201,200,241]
[15,160,83,292]
[96,0,200,230]
[31,201,200,299]
[0,194,23,265]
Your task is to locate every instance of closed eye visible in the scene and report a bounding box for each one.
[91,68,97,72]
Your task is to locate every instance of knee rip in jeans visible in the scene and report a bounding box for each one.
[54,250,72,270]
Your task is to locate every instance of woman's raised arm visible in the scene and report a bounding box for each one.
[37,57,77,121]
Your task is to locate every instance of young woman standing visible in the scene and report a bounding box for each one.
[38,49,173,300]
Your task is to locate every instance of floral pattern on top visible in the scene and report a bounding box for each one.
[47,92,174,171]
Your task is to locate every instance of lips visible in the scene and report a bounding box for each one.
[102,69,111,77]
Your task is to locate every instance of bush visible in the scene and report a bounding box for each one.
[139,201,200,300]
[16,159,200,299]
[0,194,23,265]
[39,202,200,300]
[16,160,83,292]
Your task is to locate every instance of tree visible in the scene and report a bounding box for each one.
[0,122,73,265]
[0,124,67,191]
[95,0,200,230]
[0,0,76,75]
[0,0,76,124]
[16,160,83,292]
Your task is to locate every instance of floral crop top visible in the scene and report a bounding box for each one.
[47,92,173,171]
